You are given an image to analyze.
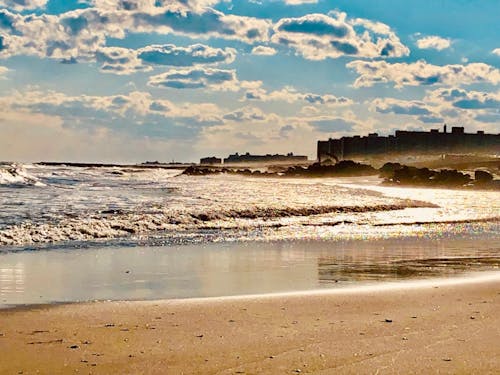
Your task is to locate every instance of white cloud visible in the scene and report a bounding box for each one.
[94,43,236,75]
[370,88,500,127]
[284,0,318,5]
[251,46,277,56]
[196,110,317,157]
[0,110,193,163]
[347,60,500,88]
[433,88,500,107]
[91,0,224,12]
[0,3,270,62]
[370,97,443,124]
[271,11,409,60]
[222,106,268,122]
[96,46,152,75]
[0,89,226,127]
[424,87,500,123]
[372,98,433,116]
[416,35,451,51]
[243,86,353,106]
[131,8,271,44]
[0,66,8,78]
[493,48,500,56]
[0,0,47,11]
[138,44,236,66]
[148,67,258,91]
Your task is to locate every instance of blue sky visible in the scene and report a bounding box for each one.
[0,0,499,162]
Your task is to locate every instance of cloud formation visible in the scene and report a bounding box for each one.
[251,45,277,56]
[0,0,47,11]
[347,60,500,88]
[427,88,500,110]
[131,8,270,43]
[284,0,318,5]
[370,97,443,124]
[1,89,225,129]
[271,11,409,60]
[0,3,270,62]
[138,44,236,66]
[91,0,225,13]
[371,88,500,127]
[223,106,267,122]
[148,67,240,90]
[372,98,432,116]
[94,43,236,75]
[416,36,451,51]
[96,46,153,75]
[493,48,500,56]
[244,86,353,106]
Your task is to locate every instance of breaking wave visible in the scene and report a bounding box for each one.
[0,201,436,247]
[0,164,46,187]
[1,164,498,250]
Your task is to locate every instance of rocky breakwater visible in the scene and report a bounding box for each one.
[182,166,275,177]
[380,162,500,190]
[182,160,378,178]
[282,160,377,177]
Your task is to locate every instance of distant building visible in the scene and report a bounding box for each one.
[318,126,500,162]
[223,152,308,164]
[200,156,222,165]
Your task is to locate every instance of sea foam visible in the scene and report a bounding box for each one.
[0,164,45,187]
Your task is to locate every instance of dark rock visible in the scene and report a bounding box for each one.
[386,165,473,188]
[474,170,493,183]
[432,169,471,186]
[379,162,402,178]
[182,166,221,176]
[284,160,377,177]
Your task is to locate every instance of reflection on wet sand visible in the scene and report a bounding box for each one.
[0,234,498,307]
[317,237,499,283]
[319,256,500,283]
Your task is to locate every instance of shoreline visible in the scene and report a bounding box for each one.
[143,270,500,303]
[1,234,499,308]
[1,270,499,312]
[1,275,499,374]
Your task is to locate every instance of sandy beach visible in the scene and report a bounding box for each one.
[1,276,499,374]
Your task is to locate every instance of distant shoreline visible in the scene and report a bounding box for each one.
[35,161,193,169]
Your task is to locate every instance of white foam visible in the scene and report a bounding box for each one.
[0,164,45,187]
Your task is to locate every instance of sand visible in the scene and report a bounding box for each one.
[0,277,499,374]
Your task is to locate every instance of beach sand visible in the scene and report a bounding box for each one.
[0,277,499,374]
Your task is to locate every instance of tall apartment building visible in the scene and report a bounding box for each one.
[317,126,499,162]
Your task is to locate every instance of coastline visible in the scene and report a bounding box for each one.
[1,274,499,374]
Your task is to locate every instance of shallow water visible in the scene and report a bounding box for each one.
[1,164,499,307]
[1,235,498,307]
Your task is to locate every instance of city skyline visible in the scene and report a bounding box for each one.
[1,0,499,162]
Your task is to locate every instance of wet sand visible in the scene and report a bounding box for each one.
[0,276,499,374]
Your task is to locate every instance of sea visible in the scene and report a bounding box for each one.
[0,162,499,307]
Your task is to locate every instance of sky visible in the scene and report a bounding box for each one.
[0,0,499,163]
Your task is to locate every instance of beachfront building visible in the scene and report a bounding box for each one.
[200,156,222,165]
[317,126,500,162]
[223,152,308,164]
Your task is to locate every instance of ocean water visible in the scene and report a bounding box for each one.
[0,163,499,306]
[1,163,498,249]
